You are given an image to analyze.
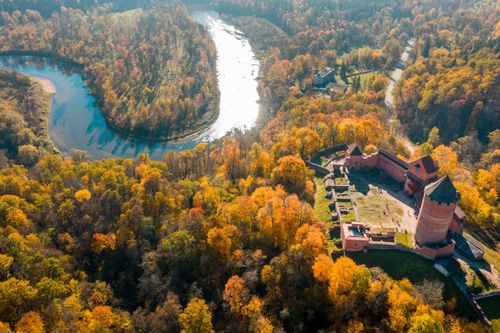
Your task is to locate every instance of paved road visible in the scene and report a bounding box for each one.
[385,39,416,155]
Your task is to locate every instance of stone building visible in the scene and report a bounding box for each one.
[404,155,439,198]
[313,67,335,87]
[342,143,469,258]
[341,222,370,251]
[414,176,460,258]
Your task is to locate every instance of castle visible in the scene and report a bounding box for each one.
[343,143,465,259]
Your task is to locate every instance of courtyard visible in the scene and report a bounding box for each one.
[348,169,418,236]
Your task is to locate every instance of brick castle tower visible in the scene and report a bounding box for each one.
[414,175,460,246]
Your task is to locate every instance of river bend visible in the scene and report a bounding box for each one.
[0,10,260,160]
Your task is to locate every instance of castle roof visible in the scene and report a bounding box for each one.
[424,175,460,204]
[409,155,438,174]
[347,143,363,156]
[378,148,409,169]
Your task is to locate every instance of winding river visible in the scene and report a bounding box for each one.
[0,10,260,160]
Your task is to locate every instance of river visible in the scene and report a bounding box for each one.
[0,9,260,160]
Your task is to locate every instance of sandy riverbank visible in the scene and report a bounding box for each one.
[31,75,56,95]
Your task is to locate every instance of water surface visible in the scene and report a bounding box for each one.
[0,10,260,159]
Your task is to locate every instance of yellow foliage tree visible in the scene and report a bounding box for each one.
[74,189,92,203]
[432,145,459,176]
[15,312,45,333]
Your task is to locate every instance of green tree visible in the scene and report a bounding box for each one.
[340,62,348,83]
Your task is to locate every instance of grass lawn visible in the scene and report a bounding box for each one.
[314,177,331,223]
[314,177,341,252]
[352,189,404,226]
[482,243,500,269]
[340,210,356,222]
[336,250,477,320]
[396,231,413,247]
[476,296,500,332]
[358,71,378,90]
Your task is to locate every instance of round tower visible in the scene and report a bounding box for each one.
[414,176,460,246]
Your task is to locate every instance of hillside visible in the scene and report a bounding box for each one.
[0,69,57,165]
[0,3,219,141]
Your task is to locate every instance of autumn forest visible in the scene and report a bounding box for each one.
[0,0,498,332]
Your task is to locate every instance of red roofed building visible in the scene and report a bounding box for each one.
[404,155,439,197]
[338,143,470,258]
[345,143,364,169]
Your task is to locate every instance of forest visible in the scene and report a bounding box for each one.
[0,2,219,141]
[394,3,499,144]
[0,135,491,332]
[0,69,57,166]
[0,0,498,332]
[0,72,496,332]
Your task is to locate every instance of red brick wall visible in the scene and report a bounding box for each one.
[407,162,437,183]
[376,154,407,183]
[449,214,465,235]
[344,238,370,251]
[345,155,364,170]
[404,176,425,196]
[415,242,455,259]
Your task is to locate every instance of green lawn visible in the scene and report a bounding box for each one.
[314,177,341,252]
[350,169,404,192]
[314,177,331,224]
[482,244,500,269]
[476,296,500,332]
[336,250,477,320]
[396,231,413,247]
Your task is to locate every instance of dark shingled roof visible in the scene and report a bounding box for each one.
[347,143,363,156]
[410,155,439,174]
[453,234,485,260]
[378,148,409,169]
[424,175,460,204]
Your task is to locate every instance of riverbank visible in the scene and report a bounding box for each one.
[0,69,58,163]
[31,75,56,95]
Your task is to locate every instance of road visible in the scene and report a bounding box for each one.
[384,38,416,155]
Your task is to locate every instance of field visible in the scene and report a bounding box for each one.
[358,71,378,90]
[481,241,500,269]
[338,250,477,320]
